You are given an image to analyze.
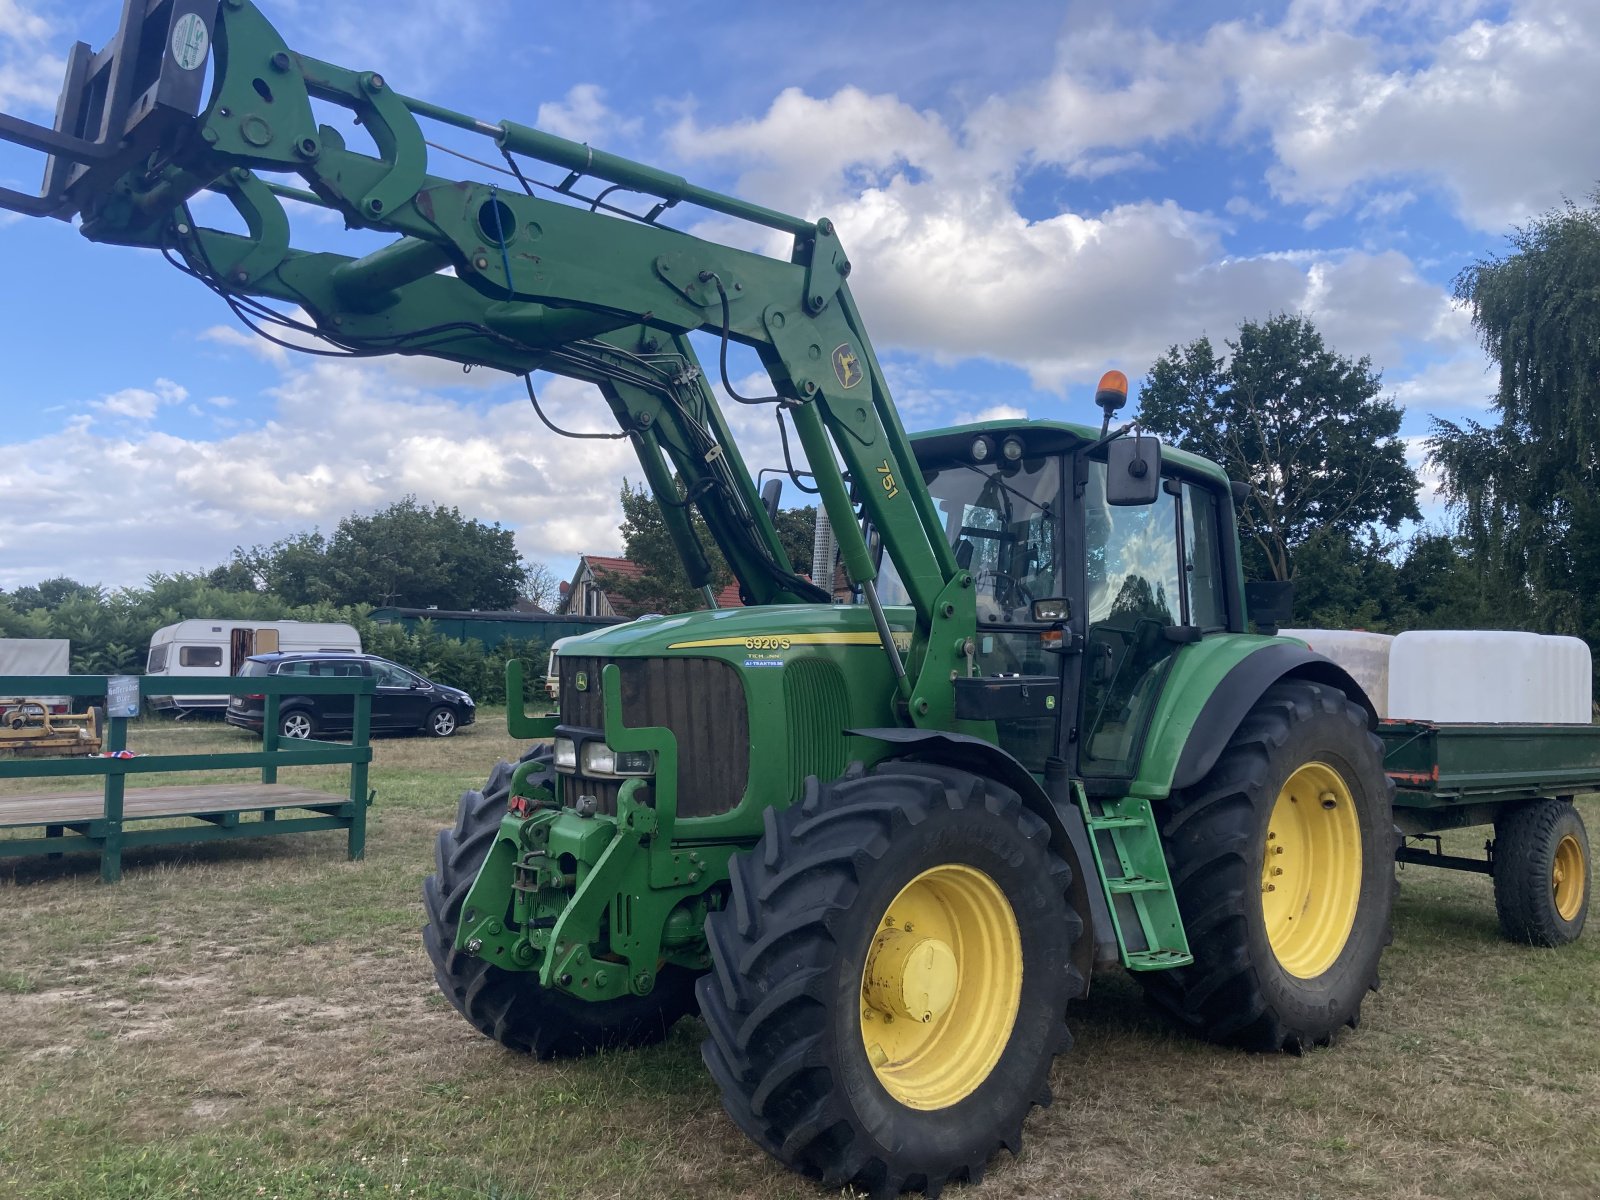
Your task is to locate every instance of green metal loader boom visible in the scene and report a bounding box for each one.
[0,0,974,726]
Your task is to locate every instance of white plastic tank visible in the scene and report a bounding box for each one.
[1387,631,1593,724]
[1278,629,1395,719]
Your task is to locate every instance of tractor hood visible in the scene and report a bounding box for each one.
[553,603,914,660]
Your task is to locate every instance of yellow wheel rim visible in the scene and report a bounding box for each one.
[1553,834,1586,922]
[1261,762,1363,979]
[859,864,1022,1110]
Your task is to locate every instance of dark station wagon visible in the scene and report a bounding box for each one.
[225,652,475,739]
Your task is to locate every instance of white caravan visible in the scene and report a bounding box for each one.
[145,620,361,713]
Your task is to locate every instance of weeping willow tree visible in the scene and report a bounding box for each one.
[1429,192,1600,637]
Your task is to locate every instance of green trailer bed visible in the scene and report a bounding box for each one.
[1378,719,1596,945]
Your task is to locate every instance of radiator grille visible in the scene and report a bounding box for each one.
[558,656,749,818]
[784,657,851,787]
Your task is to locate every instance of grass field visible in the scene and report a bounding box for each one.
[1,717,1597,1200]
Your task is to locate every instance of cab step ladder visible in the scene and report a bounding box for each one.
[1074,784,1193,970]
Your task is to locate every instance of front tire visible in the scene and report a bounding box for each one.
[698,762,1083,1196]
[425,705,458,738]
[1494,799,1590,946]
[1140,680,1395,1052]
[421,747,697,1057]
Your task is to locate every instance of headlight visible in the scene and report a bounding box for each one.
[579,742,654,777]
[552,737,577,770]
[461,695,475,707]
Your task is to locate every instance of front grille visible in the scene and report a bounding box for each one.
[558,656,749,818]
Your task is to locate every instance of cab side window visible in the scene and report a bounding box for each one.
[1182,483,1228,630]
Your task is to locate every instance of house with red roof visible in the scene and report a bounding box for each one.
[556,554,741,618]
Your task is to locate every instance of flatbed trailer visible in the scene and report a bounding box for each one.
[1382,719,1597,946]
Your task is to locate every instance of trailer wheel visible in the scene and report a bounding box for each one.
[421,746,697,1057]
[1493,799,1590,946]
[1140,680,1395,1052]
[698,762,1083,1196]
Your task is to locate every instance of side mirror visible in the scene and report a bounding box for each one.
[1106,435,1161,505]
[760,477,782,523]
[1244,580,1295,635]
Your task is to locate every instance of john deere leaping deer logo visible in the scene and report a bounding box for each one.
[831,343,863,389]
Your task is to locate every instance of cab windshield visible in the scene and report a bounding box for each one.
[877,454,1063,623]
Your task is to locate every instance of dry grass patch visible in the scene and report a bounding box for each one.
[1,723,1597,1199]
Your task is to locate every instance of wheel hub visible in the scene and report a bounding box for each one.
[1260,761,1363,979]
[863,928,958,1024]
[858,864,1022,1111]
[1554,833,1586,922]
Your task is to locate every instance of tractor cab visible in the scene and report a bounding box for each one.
[883,419,1244,786]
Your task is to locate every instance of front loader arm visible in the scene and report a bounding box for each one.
[0,0,974,728]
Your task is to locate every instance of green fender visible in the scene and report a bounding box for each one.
[1128,634,1376,802]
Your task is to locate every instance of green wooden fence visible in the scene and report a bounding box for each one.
[0,674,374,882]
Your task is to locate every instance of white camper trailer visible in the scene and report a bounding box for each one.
[145,620,361,713]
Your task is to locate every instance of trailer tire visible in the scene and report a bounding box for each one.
[1493,799,1589,946]
[1139,680,1395,1052]
[421,746,698,1058]
[698,762,1083,1196]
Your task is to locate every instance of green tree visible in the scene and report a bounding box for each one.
[1429,193,1600,645]
[223,497,526,609]
[604,480,734,614]
[603,480,818,614]
[1138,314,1420,583]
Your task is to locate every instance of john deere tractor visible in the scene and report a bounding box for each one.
[0,4,1395,1193]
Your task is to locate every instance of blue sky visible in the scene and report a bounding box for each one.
[2,0,1597,592]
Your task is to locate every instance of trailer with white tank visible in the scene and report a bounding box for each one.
[1283,629,1596,945]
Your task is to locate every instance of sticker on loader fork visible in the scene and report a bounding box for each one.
[170,14,209,70]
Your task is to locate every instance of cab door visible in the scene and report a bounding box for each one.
[1074,457,1232,786]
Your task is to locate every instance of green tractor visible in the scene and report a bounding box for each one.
[0,3,1394,1192]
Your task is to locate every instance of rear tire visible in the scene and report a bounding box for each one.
[698,762,1083,1196]
[279,709,316,740]
[1494,799,1590,946]
[421,746,697,1057]
[1139,680,1395,1052]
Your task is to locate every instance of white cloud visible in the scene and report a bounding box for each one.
[93,378,187,421]
[0,362,645,589]
[1391,349,1497,412]
[0,0,62,112]
[670,88,1470,403]
[1250,1,1600,230]
[535,84,641,145]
